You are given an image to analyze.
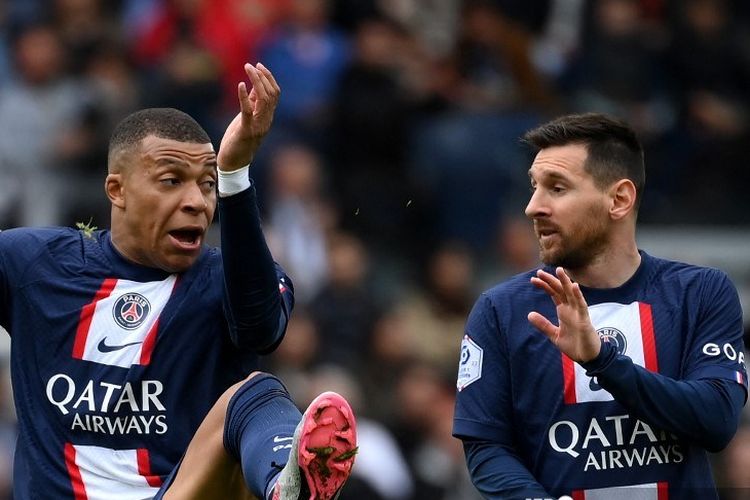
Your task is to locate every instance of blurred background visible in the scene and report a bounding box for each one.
[0,0,749,498]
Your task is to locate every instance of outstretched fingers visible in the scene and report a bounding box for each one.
[237,81,252,114]
[531,268,566,304]
[527,311,560,343]
[530,276,561,306]
[257,62,280,94]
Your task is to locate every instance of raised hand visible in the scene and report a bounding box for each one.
[528,267,601,363]
[217,62,281,172]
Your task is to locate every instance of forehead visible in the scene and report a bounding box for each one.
[528,143,589,181]
[139,135,216,164]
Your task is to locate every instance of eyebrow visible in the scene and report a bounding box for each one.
[155,158,217,170]
[528,169,569,182]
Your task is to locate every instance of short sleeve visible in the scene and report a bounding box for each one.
[683,269,747,396]
[453,293,515,443]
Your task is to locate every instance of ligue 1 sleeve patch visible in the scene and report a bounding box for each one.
[457,335,483,391]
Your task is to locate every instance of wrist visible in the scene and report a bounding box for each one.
[218,165,251,197]
[580,337,602,363]
[581,340,617,374]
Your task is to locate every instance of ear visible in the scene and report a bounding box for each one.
[609,179,636,220]
[105,173,126,209]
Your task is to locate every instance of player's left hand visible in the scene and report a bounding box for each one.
[217,62,280,172]
[528,267,601,363]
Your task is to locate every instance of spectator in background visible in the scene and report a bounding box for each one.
[394,363,480,500]
[309,232,382,372]
[259,0,350,141]
[126,0,290,115]
[266,143,335,303]
[482,215,540,289]
[456,0,556,112]
[0,23,93,227]
[53,0,118,76]
[397,242,477,368]
[128,0,225,141]
[330,15,428,259]
[262,308,321,405]
[562,0,675,138]
[663,0,750,223]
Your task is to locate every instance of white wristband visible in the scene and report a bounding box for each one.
[217,165,251,197]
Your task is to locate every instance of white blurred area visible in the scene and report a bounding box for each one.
[0,329,7,359]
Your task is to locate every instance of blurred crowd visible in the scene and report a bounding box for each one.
[0,0,749,498]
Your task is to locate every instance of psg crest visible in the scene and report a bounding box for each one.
[112,293,151,330]
[590,327,627,391]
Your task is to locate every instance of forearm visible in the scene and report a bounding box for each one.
[219,183,284,352]
[583,342,745,451]
[464,440,552,500]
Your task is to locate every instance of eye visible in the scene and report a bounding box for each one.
[551,185,565,193]
[201,179,217,190]
[160,178,181,186]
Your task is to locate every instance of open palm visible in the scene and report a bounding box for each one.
[217,62,280,172]
[528,267,601,363]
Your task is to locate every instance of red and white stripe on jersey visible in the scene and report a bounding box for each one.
[72,276,178,368]
[562,302,658,404]
[570,480,668,500]
[64,443,162,500]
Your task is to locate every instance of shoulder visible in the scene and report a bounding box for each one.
[644,253,739,311]
[0,226,82,254]
[467,269,542,329]
[481,269,543,308]
[0,227,94,276]
[646,253,734,291]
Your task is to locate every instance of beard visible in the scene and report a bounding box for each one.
[536,207,609,270]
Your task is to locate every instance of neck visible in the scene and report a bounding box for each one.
[110,222,146,268]
[566,239,641,289]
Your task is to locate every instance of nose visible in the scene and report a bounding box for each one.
[182,182,209,214]
[525,188,547,220]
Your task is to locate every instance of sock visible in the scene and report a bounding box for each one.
[223,373,301,499]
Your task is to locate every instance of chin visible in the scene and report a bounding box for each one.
[160,256,198,274]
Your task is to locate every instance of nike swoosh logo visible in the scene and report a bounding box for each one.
[97,338,143,353]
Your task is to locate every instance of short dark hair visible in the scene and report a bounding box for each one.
[108,108,211,170]
[522,113,645,210]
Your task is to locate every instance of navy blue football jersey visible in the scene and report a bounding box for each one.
[0,226,292,499]
[453,252,747,499]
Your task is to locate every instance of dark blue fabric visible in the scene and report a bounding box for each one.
[0,185,294,499]
[453,251,747,499]
[223,374,299,499]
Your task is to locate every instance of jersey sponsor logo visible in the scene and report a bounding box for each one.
[46,374,169,436]
[113,293,151,330]
[97,338,143,353]
[547,414,684,472]
[590,327,628,391]
[702,342,746,365]
[457,335,483,391]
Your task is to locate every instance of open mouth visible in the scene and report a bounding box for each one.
[168,228,203,250]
